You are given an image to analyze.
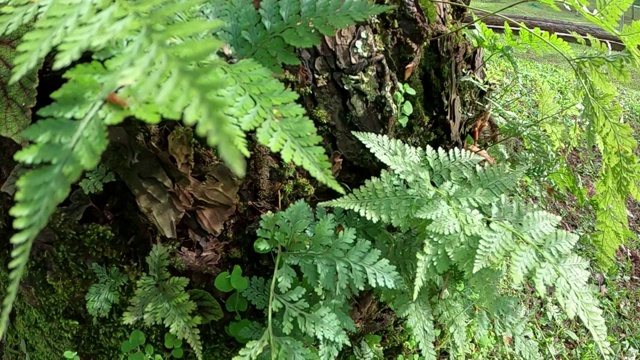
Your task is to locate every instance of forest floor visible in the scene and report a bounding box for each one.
[484,42,640,358]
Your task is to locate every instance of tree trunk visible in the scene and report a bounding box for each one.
[292,0,487,184]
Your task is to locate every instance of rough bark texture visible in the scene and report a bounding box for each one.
[290,0,488,186]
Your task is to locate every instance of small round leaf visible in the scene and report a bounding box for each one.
[144,344,154,355]
[403,85,416,95]
[121,340,134,353]
[225,292,248,312]
[228,319,253,343]
[253,238,272,253]
[171,347,184,359]
[164,333,175,349]
[129,330,146,346]
[63,351,78,359]
[129,351,145,360]
[402,101,413,116]
[214,271,234,292]
[230,266,248,291]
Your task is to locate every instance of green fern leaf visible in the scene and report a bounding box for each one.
[208,0,393,72]
[243,276,269,311]
[320,170,423,227]
[396,293,437,360]
[0,94,108,337]
[208,60,343,192]
[123,244,204,360]
[85,263,127,319]
[327,133,612,358]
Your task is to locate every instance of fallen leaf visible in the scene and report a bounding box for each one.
[59,189,93,221]
[178,233,227,273]
[330,151,343,177]
[168,126,194,175]
[107,127,183,238]
[404,62,416,80]
[465,144,496,165]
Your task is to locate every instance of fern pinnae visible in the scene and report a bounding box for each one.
[485,5,640,266]
[1,96,109,337]
[325,133,612,358]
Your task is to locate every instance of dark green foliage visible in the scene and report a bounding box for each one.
[79,165,116,194]
[187,289,223,324]
[86,264,127,319]
[0,0,396,335]
[0,221,133,360]
[206,0,394,72]
[235,200,400,359]
[123,244,204,360]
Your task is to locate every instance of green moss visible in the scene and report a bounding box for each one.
[419,0,437,23]
[297,86,313,95]
[0,218,140,360]
[310,107,329,124]
[281,177,316,204]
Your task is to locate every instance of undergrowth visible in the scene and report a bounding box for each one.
[0,0,639,359]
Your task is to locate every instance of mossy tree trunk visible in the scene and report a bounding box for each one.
[291,0,486,186]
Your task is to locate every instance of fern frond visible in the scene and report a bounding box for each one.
[433,292,470,357]
[123,244,204,360]
[486,6,640,266]
[320,170,424,227]
[326,133,611,358]
[534,254,610,356]
[0,0,42,35]
[0,90,108,337]
[247,200,399,359]
[208,0,393,72]
[219,58,344,192]
[85,264,127,319]
[352,131,432,183]
[9,0,123,83]
[289,225,400,296]
[243,276,269,311]
[395,293,437,360]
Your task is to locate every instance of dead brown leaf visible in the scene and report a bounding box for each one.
[465,144,496,165]
[107,127,183,239]
[178,236,226,274]
[171,164,239,236]
[168,126,194,175]
[330,151,343,177]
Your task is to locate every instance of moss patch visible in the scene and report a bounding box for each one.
[1,219,138,360]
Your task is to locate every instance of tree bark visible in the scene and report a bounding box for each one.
[289,0,488,185]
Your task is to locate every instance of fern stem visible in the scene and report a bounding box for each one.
[267,246,282,359]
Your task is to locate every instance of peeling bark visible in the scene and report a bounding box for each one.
[294,0,487,173]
